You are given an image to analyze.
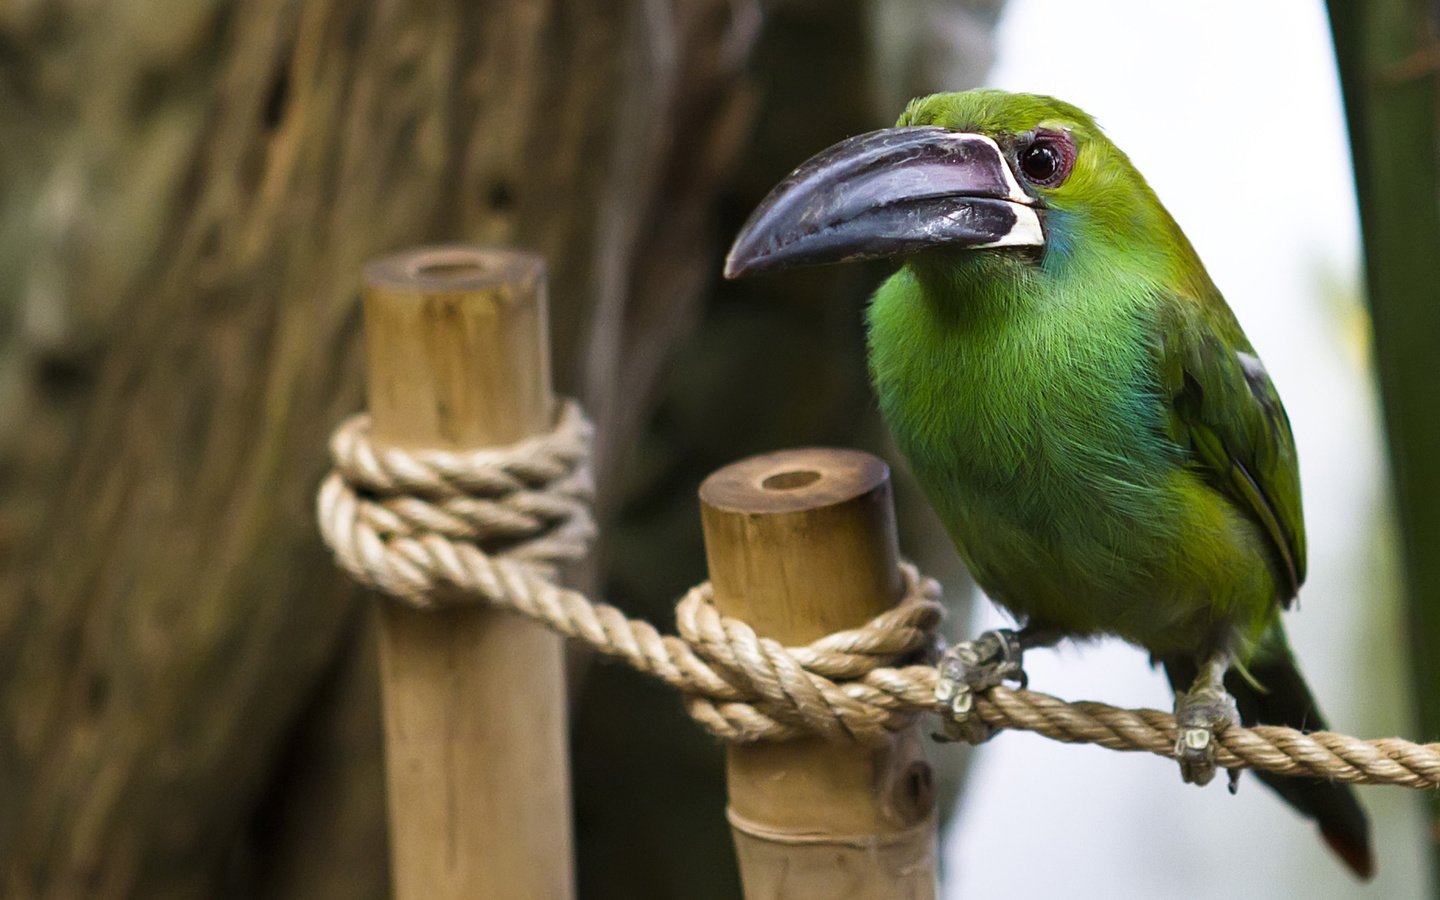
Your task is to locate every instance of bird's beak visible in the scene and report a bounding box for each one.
[724,126,1044,279]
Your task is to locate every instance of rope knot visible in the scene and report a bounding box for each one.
[673,563,945,743]
[319,399,596,606]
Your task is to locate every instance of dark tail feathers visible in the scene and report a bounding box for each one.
[1160,651,1374,879]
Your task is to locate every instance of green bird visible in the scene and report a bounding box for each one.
[724,90,1371,878]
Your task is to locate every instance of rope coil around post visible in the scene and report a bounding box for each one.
[316,399,1440,789]
[321,399,598,598]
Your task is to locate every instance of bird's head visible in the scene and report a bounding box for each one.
[724,90,1171,280]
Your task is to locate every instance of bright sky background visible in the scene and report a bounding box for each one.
[942,2,1429,897]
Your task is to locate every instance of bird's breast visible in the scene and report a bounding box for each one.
[868,269,1210,636]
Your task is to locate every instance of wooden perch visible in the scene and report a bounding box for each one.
[699,448,938,899]
[362,246,574,900]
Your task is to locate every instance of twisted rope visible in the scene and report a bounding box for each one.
[317,401,1440,788]
[320,401,597,601]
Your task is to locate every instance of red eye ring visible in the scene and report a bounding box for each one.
[1019,131,1076,187]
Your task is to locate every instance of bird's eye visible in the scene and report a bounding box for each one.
[1019,132,1075,188]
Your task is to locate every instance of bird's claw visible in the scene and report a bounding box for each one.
[933,629,1027,744]
[1173,684,1240,786]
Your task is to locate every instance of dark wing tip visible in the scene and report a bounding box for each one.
[1322,825,1375,880]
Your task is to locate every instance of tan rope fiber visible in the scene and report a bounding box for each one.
[317,401,1440,788]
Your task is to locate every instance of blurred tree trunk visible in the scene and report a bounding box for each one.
[0,2,755,897]
[0,1,1001,898]
[1327,0,1440,888]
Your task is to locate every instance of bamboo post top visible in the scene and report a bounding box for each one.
[363,245,552,448]
[361,245,573,900]
[700,448,904,642]
[699,447,937,899]
[699,447,888,515]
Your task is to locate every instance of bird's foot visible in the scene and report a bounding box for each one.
[1173,683,1240,786]
[933,629,1027,744]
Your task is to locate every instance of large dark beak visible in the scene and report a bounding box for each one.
[724,126,1043,279]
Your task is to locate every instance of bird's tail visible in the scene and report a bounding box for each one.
[1159,624,1374,880]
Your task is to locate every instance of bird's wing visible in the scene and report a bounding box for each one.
[1152,290,1307,602]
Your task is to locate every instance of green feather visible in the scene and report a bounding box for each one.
[872,90,1294,655]
[865,90,1368,874]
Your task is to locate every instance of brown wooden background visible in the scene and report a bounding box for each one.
[0,2,999,897]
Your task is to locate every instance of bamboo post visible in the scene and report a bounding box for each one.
[698,448,938,899]
[361,246,574,900]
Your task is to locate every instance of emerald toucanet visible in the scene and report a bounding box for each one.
[724,90,1372,878]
